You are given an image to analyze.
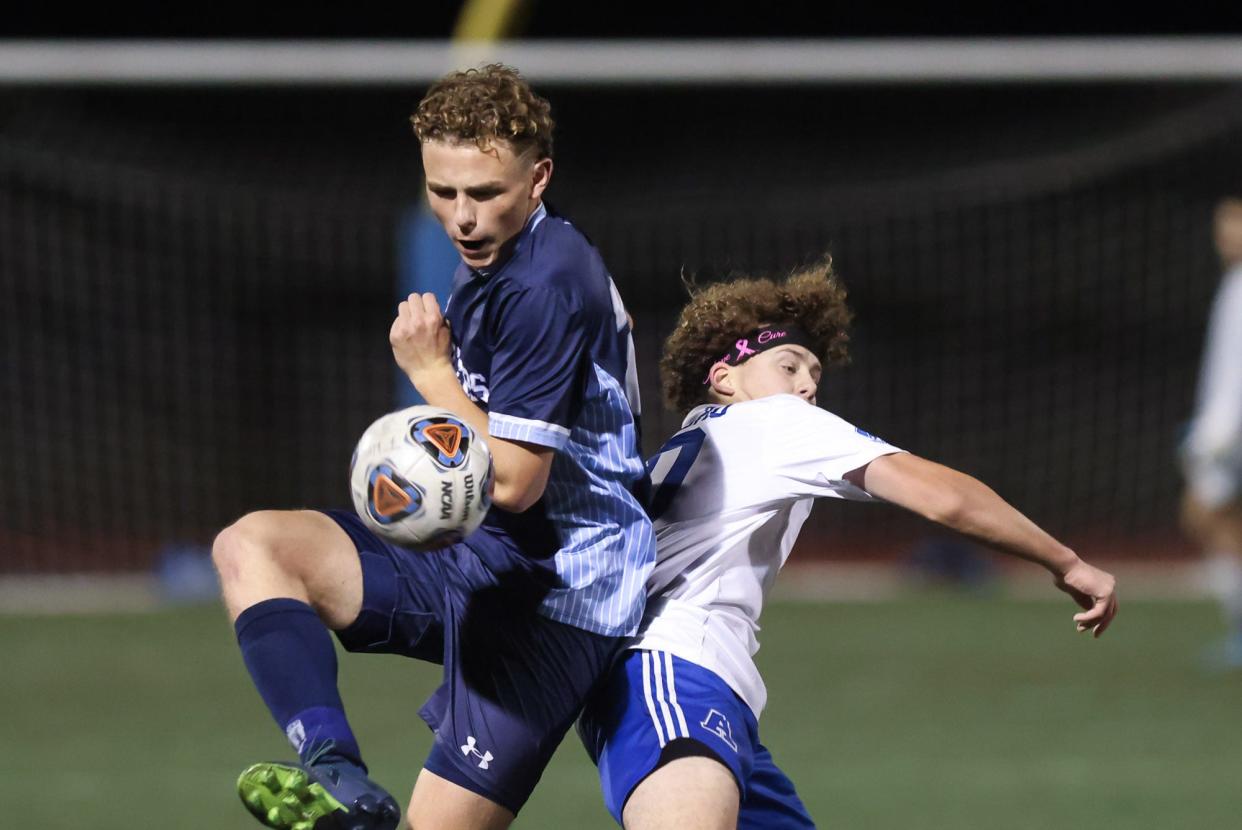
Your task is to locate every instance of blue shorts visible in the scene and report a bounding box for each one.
[323,509,622,815]
[578,649,815,828]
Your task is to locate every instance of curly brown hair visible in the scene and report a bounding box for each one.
[661,259,852,413]
[411,64,554,159]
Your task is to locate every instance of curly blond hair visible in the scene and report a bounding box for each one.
[661,259,852,413]
[411,64,554,159]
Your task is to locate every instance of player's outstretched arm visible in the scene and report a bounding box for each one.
[389,291,553,513]
[859,452,1118,637]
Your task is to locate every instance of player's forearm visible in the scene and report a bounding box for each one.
[934,472,1079,575]
[864,454,1079,576]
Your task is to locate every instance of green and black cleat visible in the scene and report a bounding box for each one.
[237,757,400,830]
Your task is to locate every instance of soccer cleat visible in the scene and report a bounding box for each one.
[237,755,401,830]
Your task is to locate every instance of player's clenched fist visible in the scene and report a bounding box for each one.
[390,292,453,382]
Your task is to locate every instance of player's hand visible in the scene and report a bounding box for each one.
[1053,559,1118,638]
[390,292,454,383]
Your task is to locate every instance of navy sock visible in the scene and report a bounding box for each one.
[234,597,364,768]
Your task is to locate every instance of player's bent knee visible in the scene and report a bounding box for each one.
[212,510,356,613]
[212,511,293,581]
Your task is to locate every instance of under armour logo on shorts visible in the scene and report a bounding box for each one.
[460,736,494,770]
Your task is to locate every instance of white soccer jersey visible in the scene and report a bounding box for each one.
[630,393,903,717]
[1183,264,1242,507]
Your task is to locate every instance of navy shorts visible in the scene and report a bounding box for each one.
[323,509,622,815]
[578,649,815,828]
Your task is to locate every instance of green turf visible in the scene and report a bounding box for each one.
[3,597,1239,828]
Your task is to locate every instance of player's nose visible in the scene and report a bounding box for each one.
[453,199,476,232]
[796,375,817,402]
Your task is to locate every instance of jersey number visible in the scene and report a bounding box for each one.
[645,428,706,519]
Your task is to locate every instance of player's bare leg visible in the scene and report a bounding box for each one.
[406,768,515,830]
[621,756,739,830]
[212,509,364,627]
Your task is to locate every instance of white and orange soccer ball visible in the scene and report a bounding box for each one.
[349,405,493,549]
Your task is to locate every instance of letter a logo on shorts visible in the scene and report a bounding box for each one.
[699,709,738,752]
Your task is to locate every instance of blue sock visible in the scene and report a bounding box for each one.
[234,597,364,768]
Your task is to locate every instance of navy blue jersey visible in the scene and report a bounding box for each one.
[443,204,655,637]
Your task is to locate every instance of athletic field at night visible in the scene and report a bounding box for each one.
[5,592,1237,829]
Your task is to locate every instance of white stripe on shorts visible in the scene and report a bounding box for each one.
[662,650,691,738]
[641,650,667,747]
[649,650,679,742]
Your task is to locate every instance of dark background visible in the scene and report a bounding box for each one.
[4,3,1242,38]
[2,7,1240,571]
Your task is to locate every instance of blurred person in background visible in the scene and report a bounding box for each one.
[1180,197,1242,670]
[578,261,1118,830]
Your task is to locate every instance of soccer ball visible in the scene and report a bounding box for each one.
[349,405,493,549]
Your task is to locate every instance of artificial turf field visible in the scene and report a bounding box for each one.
[5,596,1239,829]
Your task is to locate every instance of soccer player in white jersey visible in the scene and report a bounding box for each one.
[578,261,1119,829]
[1180,197,1242,669]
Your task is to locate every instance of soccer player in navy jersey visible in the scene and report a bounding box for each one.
[213,65,655,830]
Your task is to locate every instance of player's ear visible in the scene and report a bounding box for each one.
[707,362,737,399]
[530,157,553,199]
